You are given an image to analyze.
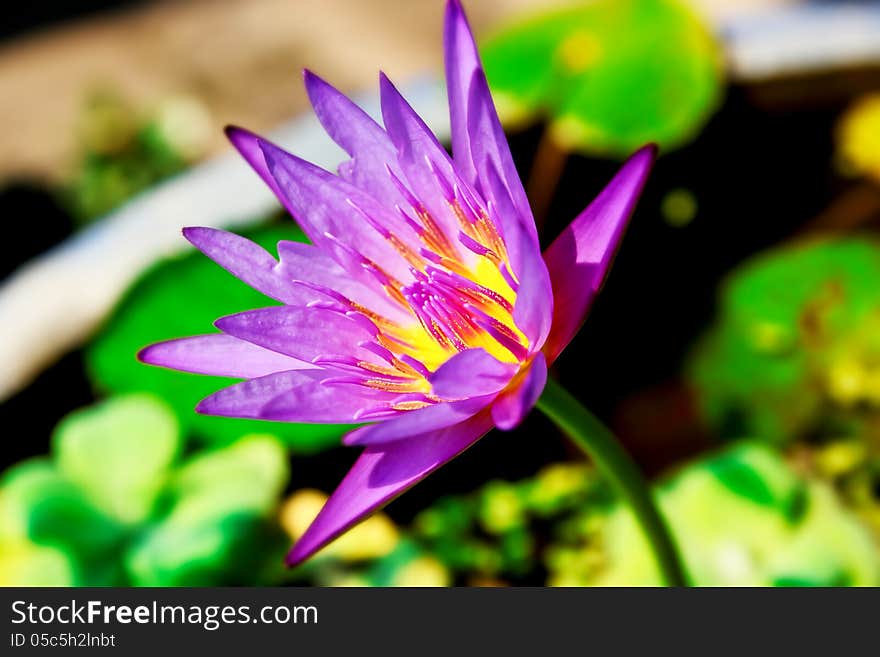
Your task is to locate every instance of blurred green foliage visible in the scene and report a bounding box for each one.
[62,92,211,223]
[0,394,289,586]
[687,238,880,444]
[481,0,723,155]
[410,462,612,583]
[687,238,880,535]
[283,444,877,587]
[597,443,879,586]
[86,224,350,452]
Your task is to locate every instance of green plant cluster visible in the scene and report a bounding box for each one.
[481,0,723,155]
[0,394,289,586]
[62,92,210,223]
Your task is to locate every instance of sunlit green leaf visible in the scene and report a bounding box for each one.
[123,434,289,586]
[481,0,723,155]
[687,238,880,444]
[126,435,288,586]
[52,394,179,524]
[596,443,880,586]
[124,509,285,586]
[705,443,803,517]
[0,459,125,558]
[0,539,76,587]
[167,434,289,515]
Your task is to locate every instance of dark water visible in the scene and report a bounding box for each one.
[1,0,148,41]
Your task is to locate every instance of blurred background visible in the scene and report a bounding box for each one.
[3,0,880,586]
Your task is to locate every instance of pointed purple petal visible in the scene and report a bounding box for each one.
[196,368,394,422]
[225,126,300,220]
[429,348,516,399]
[343,394,493,446]
[286,411,495,566]
[258,138,417,283]
[229,126,418,285]
[304,70,406,209]
[276,240,411,325]
[464,56,534,236]
[490,352,547,430]
[444,0,480,186]
[542,145,656,363]
[304,70,393,161]
[444,0,533,230]
[214,306,383,365]
[483,161,552,349]
[182,227,309,305]
[138,334,311,378]
[379,73,468,257]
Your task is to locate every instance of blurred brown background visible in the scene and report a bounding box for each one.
[0,0,781,182]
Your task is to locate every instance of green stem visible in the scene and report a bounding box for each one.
[536,377,689,586]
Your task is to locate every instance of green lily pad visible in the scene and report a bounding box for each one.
[53,394,180,524]
[167,433,289,515]
[481,0,723,155]
[86,223,351,452]
[125,510,285,586]
[0,539,76,587]
[597,443,880,586]
[704,443,803,518]
[687,238,880,444]
[125,435,289,586]
[0,459,125,559]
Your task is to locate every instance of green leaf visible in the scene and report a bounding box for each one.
[124,511,285,586]
[86,224,351,452]
[710,460,774,506]
[687,238,880,444]
[124,435,289,586]
[597,443,880,586]
[53,394,180,524]
[704,444,802,512]
[0,459,125,558]
[481,0,723,155]
[0,539,77,587]
[167,434,289,515]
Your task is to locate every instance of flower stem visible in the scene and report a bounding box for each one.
[536,377,689,586]
[525,126,568,231]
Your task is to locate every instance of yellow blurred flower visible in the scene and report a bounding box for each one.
[390,556,450,587]
[836,94,880,181]
[280,489,399,562]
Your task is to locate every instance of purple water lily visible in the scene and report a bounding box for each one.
[140,0,654,567]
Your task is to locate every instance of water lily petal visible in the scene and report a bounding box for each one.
[445,0,533,230]
[379,72,469,257]
[276,240,412,326]
[464,54,534,237]
[259,138,418,283]
[443,0,480,187]
[286,410,495,566]
[483,161,553,349]
[182,227,310,305]
[429,347,516,399]
[304,70,406,209]
[542,144,656,363]
[138,334,312,378]
[490,352,547,430]
[215,305,383,365]
[225,125,291,212]
[343,394,493,446]
[196,368,394,421]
